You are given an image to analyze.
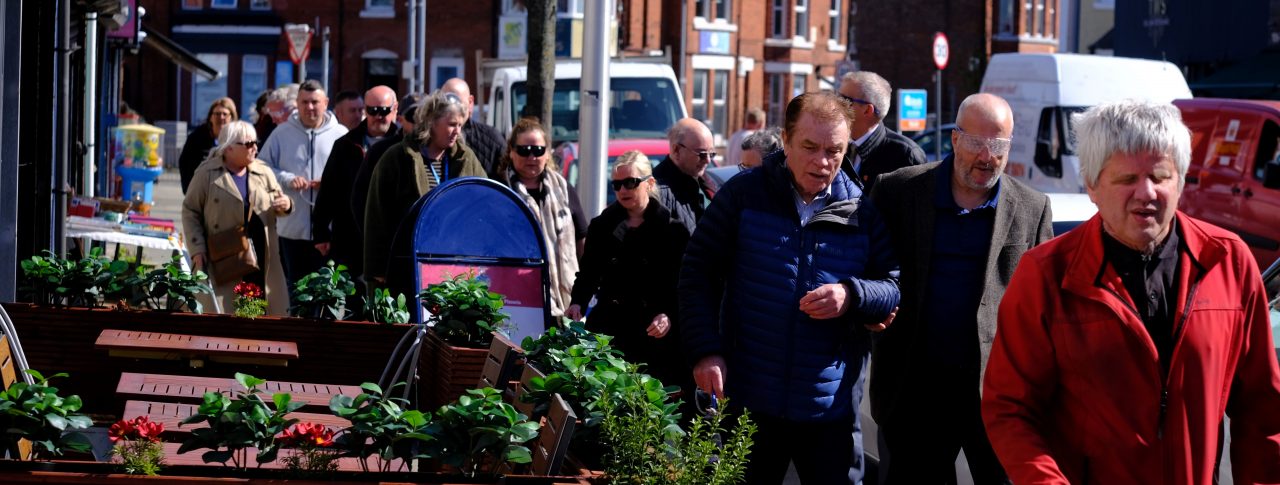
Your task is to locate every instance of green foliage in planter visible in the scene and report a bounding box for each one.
[290,260,357,320]
[600,387,756,485]
[178,372,303,468]
[0,369,94,459]
[520,320,598,371]
[420,273,509,348]
[132,255,210,313]
[18,249,131,307]
[328,382,434,472]
[427,387,539,476]
[365,288,411,324]
[18,251,68,305]
[111,440,165,476]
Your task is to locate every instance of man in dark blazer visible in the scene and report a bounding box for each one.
[867,93,1053,484]
[839,71,927,191]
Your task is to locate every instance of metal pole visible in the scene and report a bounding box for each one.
[417,0,426,91]
[83,11,98,198]
[54,0,71,257]
[322,26,331,92]
[578,0,612,218]
[406,0,416,92]
[0,0,23,301]
[935,70,942,161]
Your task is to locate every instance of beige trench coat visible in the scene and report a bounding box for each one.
[182,158,292,315]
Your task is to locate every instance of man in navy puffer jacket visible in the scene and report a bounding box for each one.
[679,92,900,484]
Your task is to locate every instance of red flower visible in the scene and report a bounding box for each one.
[109,416,165,443]
[278,422,334,448]
[234,282,263,299]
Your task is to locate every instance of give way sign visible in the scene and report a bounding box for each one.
[932,32,949,70]
[285,23,312,65]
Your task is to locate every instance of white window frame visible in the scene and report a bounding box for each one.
[792,73,806,99]
[771,0,787,39]
[711,70,729,137]
[715,0,732,21]
[429,57,465,92]
[210,0,237,9]
[694,0,709,19]
[794,0,809,42]
[828,0,841,42]
[691,69,710,124]
[557,0,585,18]
[767,73,786,125]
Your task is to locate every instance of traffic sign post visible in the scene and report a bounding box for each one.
[897,89,928,132]
[932,32,949,161]
[285,23,313,81]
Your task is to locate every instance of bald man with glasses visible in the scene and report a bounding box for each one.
[656,118,719,235]
[865,93,1053,484]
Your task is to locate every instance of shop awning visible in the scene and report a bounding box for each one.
[140,25,221,81]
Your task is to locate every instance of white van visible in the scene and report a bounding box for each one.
[980,53,1192,193]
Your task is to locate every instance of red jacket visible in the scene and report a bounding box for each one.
[983,213,1280,485]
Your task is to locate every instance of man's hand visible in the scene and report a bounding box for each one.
[693,355,727,400]
[646,313,671,338]
[799,283,852,319]
[565,304,584,321]
[314,242,330,256]
[271,193,291,212]
[309,179,322,190]
[289,177,309,191]
[865,306,898,332]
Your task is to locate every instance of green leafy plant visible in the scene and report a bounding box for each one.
[133,255,210,313]
[600,384,756,485]
[290,260,357,320]
[17,249,131,307]
[18,251,69,305]
[178,372,303,469]
[0,369,94,459]
[365,288,411,324]
[520,320,599,371]
[428,387,539,476]
[108,416,165,476]
[328,382,434,472]
[420,272,510,348]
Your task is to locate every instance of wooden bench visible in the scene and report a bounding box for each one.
[115,372,362,410]
[154,442,406,471]
[530,393,577,476]
[512,364,548,420]
[95,329,299,367]
[122,400,351,436]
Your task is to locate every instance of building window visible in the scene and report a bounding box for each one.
[182,0,202,9]
[366,0,393,8]
[695,0,708,19]
[210,0,237,9]
[692,69,709,124]
[768,73,785,125]
[365,58,397,92]
[715,0,730,21]
[794,0,808,40]
[792,73,806,98]
[1035,0,1046,36]
[250,0,270,10]
[558,0,584,16]
[241,55,267,121]
[711,71,728,137]
[829,0,841,42]
[192,53,229,126]
[998,0,1015,34]
[772,0,787,38]
[429,57,464,91]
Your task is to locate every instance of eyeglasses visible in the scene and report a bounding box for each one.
[840,94,879,117]
[237,140,259,149]
[513,145,547,158]
[679,143,717,161]
[954,127,1012,157]
[365,106,394,117]
[610,175,652,191]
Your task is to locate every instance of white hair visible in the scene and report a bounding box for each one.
[840,71,892,121]
[1074,100,1191,189]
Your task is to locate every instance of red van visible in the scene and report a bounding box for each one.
[1176,98,1280,266]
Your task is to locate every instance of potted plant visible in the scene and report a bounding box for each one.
[0,370,94,460]
[365,288,411,324]
[17,249,130,307]
[177,372,303,469]
[420,273,511,407]
[17,251,69,306]
[290,261,357,320]
[328,381,435,473]
[132,255,211,313]
[107,415,165,476]
[232,281,268,319]
[277,422,339,475]
[428,387,539,477]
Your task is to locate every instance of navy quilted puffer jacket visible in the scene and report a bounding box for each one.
[678,150,900,421]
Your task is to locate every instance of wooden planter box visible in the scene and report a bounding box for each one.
[424,330,489,409]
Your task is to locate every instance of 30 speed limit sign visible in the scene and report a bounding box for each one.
[932,32,949,70]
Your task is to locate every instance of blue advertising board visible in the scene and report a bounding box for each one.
[897,89,928,132]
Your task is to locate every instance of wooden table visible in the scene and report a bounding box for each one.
[95,329,299,367]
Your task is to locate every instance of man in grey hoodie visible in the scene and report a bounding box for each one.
[259,80,349,293]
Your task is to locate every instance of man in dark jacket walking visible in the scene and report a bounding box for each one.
[680,92,900,484]
[656,118,718,235]
[868,93,1053,484]
[838,71,926,191]
[441,78,505,177]
[312,86,399,292]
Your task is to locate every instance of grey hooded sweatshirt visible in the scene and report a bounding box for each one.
[259,111,348,240]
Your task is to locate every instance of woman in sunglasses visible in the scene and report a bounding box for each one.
[183,120,293,314]
[499,117,581,317]
[566,150,692,389]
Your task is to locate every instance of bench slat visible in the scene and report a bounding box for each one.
[123,400,350,434]
[96,329,300,366]
[116,372,360,409]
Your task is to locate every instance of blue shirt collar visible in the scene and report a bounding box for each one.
[935,156,1001,213]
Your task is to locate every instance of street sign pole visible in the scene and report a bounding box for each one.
[932,32,949,162]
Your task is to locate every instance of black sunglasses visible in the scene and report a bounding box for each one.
[514,145,547,157]
[365,105,394,117]
[610,175,652,191]
[839,94,880,117]
[237,140,259,149]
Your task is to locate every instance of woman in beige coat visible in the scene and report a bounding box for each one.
[183,120,292,314]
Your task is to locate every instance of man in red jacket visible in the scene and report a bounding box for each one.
[982,99,1280,485]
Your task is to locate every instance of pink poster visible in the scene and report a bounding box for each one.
[418,264,548,342]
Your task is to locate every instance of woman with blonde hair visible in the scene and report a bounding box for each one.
[566,150,691,387]
[179,97,238,193]
[183,120,292,314]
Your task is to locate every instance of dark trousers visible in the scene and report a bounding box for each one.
[742,411,863,485]
[278,236,324,299]
[877,387,1009,485]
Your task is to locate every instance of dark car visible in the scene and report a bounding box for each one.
[912,124,955,162]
